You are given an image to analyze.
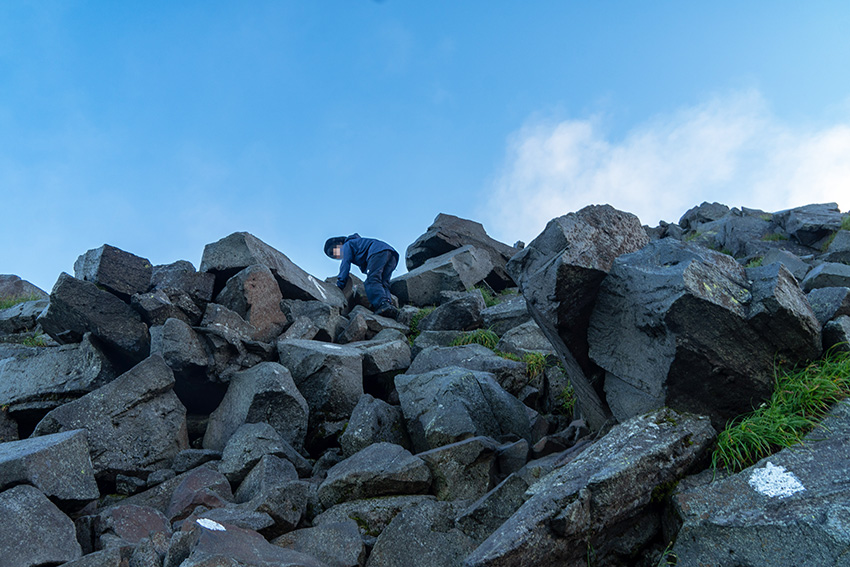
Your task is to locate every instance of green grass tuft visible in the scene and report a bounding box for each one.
[841,215,850,231]
[407,306,436,344]
[0,293,41,311]
[745,256,764,268]
[712,351,850,472]
[450,328,500,350]
[474,285,499,308]
[761,232,789,242]
[21,333,48,347]
[523,351,548,378]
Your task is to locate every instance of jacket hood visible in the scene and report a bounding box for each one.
[324,234,360,258]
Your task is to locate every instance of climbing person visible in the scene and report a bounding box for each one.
[324,233,400,319]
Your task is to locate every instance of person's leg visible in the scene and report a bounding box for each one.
[380,252,398,304]
[364,250,391,309]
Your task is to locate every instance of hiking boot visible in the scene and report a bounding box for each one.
[375,302,399,320]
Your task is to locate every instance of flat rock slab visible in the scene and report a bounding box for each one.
[318,442,432,509]
[201,231,344,309]
[465,408,715,567]
[32,355,189,480]
[312,494,437,538]
[390,245,493,307]
[0,429,99,501]
[38,272,151,365]
[673,400,850,566]
[0,484,82,566]
[272,520,366,567]
[0,334,115,412]
[0,298,49,334]
[801,262,850,292]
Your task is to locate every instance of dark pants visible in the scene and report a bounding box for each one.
[365,250,398,309]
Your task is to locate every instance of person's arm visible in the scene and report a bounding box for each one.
[336,243,353,288]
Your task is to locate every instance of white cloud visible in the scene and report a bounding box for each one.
[481,90,850,245]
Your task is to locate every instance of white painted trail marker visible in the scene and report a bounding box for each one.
[748,462,806,498]
[196,518,226,531]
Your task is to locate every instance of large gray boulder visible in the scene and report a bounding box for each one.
[418,289,486,332]
[396,366,532,453]
[823,315,850,352]
[776,202,845,246]
[465,408,715,567]
[801,262,850,292]
[280,300,349,343]
[74,244,152,300]
[277,339,363,425]
[272,520,366,567]
[405,213,519,290]
[506,205,650,430]
[216,264,288,342]
[672,400,850,566]
[200,231,344,308]
[219,422,311,483]
[407,344,528,399]
[38,272,151,366]
[495,320,555,357]
[589,239,820,427]
[0,484,82,566]
[234,454,299,503]
[196,303,275,382]
[391,246,494,307]
[0,429,99,501]
[317,442,432,509]
[32,355,189,481]
[678,201,731,231]
[203,362,309,452]
[151,260,216,304]
[824,229,850,263]
[339,394,412,458]
[366,499,475,567]
[312,494,437,538]
[418,436,500,502]
[0,334,115,415]
[806,286,850,326]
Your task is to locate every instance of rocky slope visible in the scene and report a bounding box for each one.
[1,204,849,567]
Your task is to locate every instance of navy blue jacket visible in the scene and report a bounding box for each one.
[335,234,397,288]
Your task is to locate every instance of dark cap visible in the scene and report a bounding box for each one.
[324,236,346,258]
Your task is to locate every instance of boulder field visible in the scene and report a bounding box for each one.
[1,203,849,566]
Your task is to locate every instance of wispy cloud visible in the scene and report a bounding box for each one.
[480,90,850,245]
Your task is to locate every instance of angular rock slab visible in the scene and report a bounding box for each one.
[465,408,715,567]
[0,274,48,301]
[317,442,432,509]
[216,264,288,342]
[801,261,850,292]
[777,202,845,246]
[418,289,486,332]
[277,339,363,424]
[204,361,309,452]
[0,334,115,412]
[151,260,216,303]
[824,315,850,352]
[272,520,366,567]
[74,244,152,300]
[396,366,532,453]
[0,484,82,566]
[405,213,519,289]
[506,204,650,430]
[418,436,499,502]
[0,298,49,334]
[481,294,531,337]
[589,239,820,427]
[38,272,151,365]
[200,231,344,308]
[390,245,494,307]
[673,400,850,566]
[32,355,189,480]
[406,345,528,399]
[0,429,98,501]
[339,394,412,458]
[807,286,850,326]
[824,229,850,263]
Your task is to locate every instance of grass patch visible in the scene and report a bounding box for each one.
[21,333,48,347]
[712,351,850,472]
[474,285,499,308]
[842,215,850,231]
[450,328,500,350]
[761,232,789,242]
[745,256,764,268]
[0,293,41,310]
[407,306,436,344]
[558,382,577,417]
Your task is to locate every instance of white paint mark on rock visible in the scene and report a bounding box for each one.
[748,462,805,498]
[309,276,328,300]
[196,518,226,531]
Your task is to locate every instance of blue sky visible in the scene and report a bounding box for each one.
[2,2,849,292]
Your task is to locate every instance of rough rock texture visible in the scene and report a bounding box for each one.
[317,442,432,509]
[312,494,436,537]
[200,231,344,308]
[761,248,811,282]
[339,394,412,458]
[74,244,152,300]
[151,260,216,304]
[405,213,519,290]
[418,289,486,332]
[589,239,820,427]
[396,366,532,453]
[678,201,731,231]
[0,298,49,334]
[235,454,299,503]
[219,422,310,483]
[366,499,475,567]
[673,400,850,566]
[0,274,48,301]
[216,264,288,342]
[280,300,348,343]
[495,320,555,357]
[481,295,531,337]
[465,408,715,567]
[32,355,189,481]
[0,429,99,501]
[390,246,493,307]
[38,272,151,366]
[807,286,850,326]
[0,334,115,414]
[778,202,846,246]
[418,436,499,502]
[204,362,309,452]
[0,484,82,566]
[823,315,850,352]
[801,261,850,292]
[406,344,528,398]
[824,229,850,263]
[277,339,363,425]
[272,520,366,567]
[165,466,234,522]
[506,204,650,430]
